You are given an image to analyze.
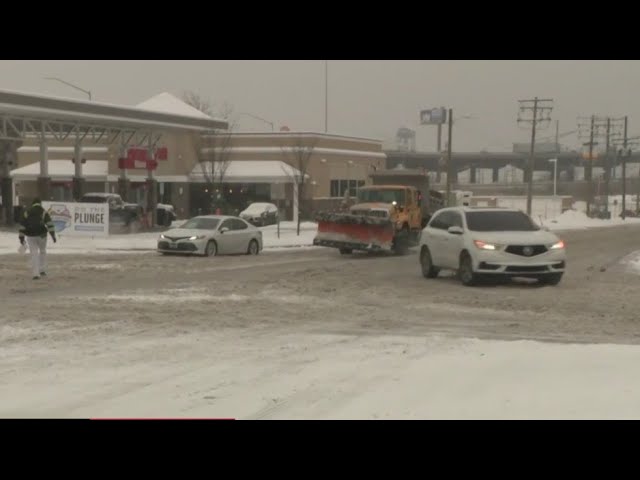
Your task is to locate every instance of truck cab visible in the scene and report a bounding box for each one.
[351,185,423,237]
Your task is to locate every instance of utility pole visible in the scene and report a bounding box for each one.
[609,119,640,220]
[578,115,597,216]
[324,60,328,133]
[605,117,611,217]
[622,116,628,219]
[555,120,559,149]
[517,97,554,215]
[446,108,453,206]
[588,116,595,216]
[437,123,442,152]
[578,116,625,217]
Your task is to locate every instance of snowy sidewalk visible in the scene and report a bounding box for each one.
[0,221,319,255]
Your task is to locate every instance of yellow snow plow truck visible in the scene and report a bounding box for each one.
[313,169,445,255]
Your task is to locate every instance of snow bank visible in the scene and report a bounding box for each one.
[544,209,640,231]
[620,251,640,275]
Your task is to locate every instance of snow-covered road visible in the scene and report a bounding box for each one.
[2,224,640,419]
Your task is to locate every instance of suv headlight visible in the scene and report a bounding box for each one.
[160,234,166,239]
[549,240,565,250]
[189,235,206,240]
[474,240,502,251]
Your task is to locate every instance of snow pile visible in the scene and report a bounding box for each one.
[0,221,319,255]
[495,196,564,221]
[620,251,640,275]
[544,209,640,231]
[259,221,318,249]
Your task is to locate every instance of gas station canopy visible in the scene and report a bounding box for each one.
[0,89,228,145]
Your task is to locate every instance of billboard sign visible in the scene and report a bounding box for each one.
[420,107,447,125]
[42,201,110,236]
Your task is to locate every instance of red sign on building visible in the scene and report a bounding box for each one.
[120,147,161,170]
[155,147,168,161]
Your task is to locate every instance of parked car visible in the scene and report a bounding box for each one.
[418,207,567,286]
[157,215,263,257]
[239,202,279,226]
[157,203,177,227]
[79,192,142,232]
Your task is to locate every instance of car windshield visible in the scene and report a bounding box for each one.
[180,218,221,230]
[357,189,405,204]
[465,211,540,232]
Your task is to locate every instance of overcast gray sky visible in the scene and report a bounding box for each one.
[1,60,639,152]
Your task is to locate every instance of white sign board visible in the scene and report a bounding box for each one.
[42,201,110,236]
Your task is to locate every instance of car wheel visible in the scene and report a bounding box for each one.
[247,239,260,255]
[459,252,479,286]
[339,248,353,255]
[420,246,440,279]
[204,240,217,257]
[539,273,563,286]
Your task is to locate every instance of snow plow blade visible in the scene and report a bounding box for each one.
[313,212,395,252]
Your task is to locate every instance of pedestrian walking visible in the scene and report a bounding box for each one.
[18,198,57,280]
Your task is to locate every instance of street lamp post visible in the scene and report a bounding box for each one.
[44,77,92,100]
[548,158,558,197]
[238,112,275,131]
[444,112,477,206]
[324,60,328,133]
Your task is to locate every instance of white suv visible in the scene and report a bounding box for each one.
[418,207,567,286]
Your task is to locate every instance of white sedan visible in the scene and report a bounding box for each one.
[418,207,567,286]
[157,215,263,257]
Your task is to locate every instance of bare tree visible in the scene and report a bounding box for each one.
[281,136,316,235]
[184,91,237,214]
[182,91,213,117]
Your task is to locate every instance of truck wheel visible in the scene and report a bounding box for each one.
[393,227,410,256]
[339,248,353,255]
[420,247,440,279]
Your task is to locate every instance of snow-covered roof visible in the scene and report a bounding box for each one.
[200,146,386,158]
[18,146,109,154]
[11,160,108,180]
[136,93,215,121]
[10,160,189,183]
[226,132,384,144]
[0,88,227,132]
[190,160,305,183]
